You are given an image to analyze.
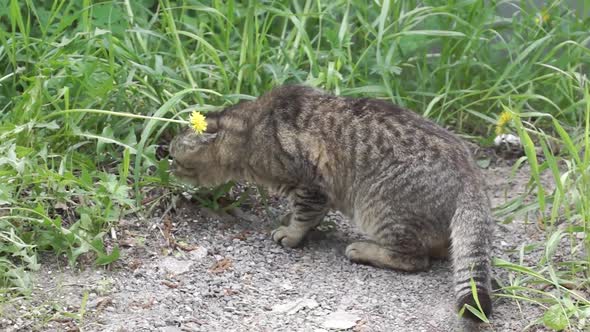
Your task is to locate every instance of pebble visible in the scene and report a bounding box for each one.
[159,256,194,275]
[322,311,361,330]
[190,246,209,260]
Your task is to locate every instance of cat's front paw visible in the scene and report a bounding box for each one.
[345,241,372,262]
[271,226,304,248]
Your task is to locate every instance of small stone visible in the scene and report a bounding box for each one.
[159,257,194,275]
[190,246,208,260]
[322,311,361,330]
[271,298,319,315]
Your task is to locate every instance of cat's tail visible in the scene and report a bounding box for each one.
[450,189,493,321]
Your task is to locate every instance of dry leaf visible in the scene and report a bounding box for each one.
[54,202,69,210]
[209,258,232,274]
[223,288,238,296]
[232,230,251,241]
[162,215,176,248]
[141,297,156,309]
[126,258,142,270]
[118,238,136,248]
[96,296,113,310]
[161,280,179,289]
[271,298,319,315]
[176,241,198,251]
[353,318,368,332]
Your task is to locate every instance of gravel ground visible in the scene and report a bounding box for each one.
[1,162,559,332]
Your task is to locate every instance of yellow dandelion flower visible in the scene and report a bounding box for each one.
[495,111,513,136]
[189,111,207,134]
[535,11,550,25]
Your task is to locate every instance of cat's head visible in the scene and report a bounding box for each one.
[169,113,232,187]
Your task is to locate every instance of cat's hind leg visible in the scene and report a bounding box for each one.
[271,187,328,248]
[346,220,430,272]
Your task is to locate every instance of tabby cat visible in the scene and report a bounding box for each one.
[170,85,493,320]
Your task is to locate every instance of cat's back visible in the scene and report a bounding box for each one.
[238,85,481,213]
[255,85,473,171]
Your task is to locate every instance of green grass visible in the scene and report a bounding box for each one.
[493,91,590,330]
[0,0,588,329]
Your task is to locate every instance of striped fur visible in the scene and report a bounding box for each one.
[170,85,493,320]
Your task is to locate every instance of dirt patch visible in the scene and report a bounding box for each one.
[0,162,557,332]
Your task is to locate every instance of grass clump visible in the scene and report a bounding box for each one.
[0,1,588,329]
[494,78,590,330]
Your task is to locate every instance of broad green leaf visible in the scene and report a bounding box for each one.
[95,246,120,265]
